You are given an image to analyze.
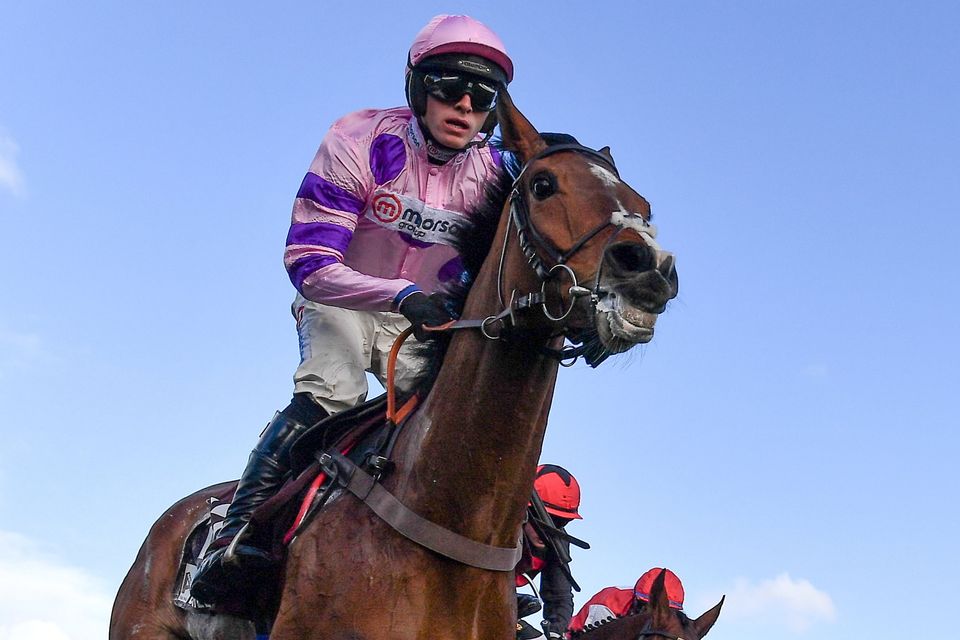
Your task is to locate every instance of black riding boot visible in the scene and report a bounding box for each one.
[191,395,327,604]
[517,592,542,618]
[516,593,544,639]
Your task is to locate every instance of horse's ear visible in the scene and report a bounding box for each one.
[496,88,547,162]
[648,569,673,619]
[599,146,613,160]
[692,596,724,638]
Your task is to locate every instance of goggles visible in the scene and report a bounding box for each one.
[423,72,499,112]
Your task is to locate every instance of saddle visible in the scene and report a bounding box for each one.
[174,386,524,622]
[173,392,411,619]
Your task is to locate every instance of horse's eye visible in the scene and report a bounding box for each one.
[530,173,557,200]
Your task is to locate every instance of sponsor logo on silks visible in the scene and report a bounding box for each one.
[365,191,466,246]
[372,193,403,223]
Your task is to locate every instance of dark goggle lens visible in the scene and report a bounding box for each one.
[423,73,498,111]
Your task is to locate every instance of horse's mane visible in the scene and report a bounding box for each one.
[407,133,584,393]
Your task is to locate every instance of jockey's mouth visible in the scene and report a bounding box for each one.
[444,117,471,131]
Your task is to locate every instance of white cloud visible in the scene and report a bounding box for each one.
[0,130,25,197]
[708,573,837,633]
[0,531,112,640]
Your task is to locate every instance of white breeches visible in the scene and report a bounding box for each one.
[291,294,426,415]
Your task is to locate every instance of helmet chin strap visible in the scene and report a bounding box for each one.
[465,129,494,150]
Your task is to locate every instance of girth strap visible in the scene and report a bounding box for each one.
[320,451,523,572]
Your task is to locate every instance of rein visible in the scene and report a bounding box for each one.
[507,142,621,283]
[426,142,637,364]
[326,143,636,572]
[315,324,524,573]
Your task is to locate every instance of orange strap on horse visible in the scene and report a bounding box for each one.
[385,325,439,424]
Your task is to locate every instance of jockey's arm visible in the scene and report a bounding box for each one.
[283,127,418,312]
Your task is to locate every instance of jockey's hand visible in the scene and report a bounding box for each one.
[398,291,454,341]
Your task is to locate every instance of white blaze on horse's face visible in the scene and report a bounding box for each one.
[589,162,620,187]
[590,161,660,248]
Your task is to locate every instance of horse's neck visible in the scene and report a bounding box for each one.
[391,259,559,546]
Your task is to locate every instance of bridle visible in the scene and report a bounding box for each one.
[496,143,627,324]
[630,606,691,640]
[431,140,658,364]
[571,613,690,640]
[508,143,622,282]
[634,629,686,640]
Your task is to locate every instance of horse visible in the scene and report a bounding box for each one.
[571,571,723,640]
[110,89,679,640]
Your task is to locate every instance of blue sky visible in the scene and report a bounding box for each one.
[1,1,958,638]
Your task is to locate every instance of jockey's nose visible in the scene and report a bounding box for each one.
[454,93,474,113]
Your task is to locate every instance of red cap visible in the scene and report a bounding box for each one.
[533,464,582,520]
[634,568,684,610]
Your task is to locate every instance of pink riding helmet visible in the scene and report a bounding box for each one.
[408,14,514,82]
[406,15,513,136]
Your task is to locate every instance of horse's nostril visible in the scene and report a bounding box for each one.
[607,242,654,273]
[659,254,675,276]
[657,253,679,293]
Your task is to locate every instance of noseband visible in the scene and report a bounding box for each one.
[433,140,655,364]
[508,143,622,283]
[494,142,626,329]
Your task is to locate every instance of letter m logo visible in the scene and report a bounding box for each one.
[372,193,402,223]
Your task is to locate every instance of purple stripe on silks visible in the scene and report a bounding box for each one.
[369,134,406,185]
[489,145,502,167]
[288,254,339,290]
[437,256,465,283]
[285,222,353,254]
[297,172,365,214]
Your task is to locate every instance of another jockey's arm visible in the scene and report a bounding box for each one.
[540,536,575,636]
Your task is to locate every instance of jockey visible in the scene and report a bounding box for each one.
[566,568,685,635]
[191,14,513,604]
[516,465,583,640]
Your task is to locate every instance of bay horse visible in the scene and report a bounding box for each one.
[571,571,723,640]
[110,89,679,640]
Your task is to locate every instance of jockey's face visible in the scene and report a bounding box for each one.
[423,94,488,149]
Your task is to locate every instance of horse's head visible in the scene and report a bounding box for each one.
[494,90,679,361]
[573,571,724,640]
[635,569,724,640]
